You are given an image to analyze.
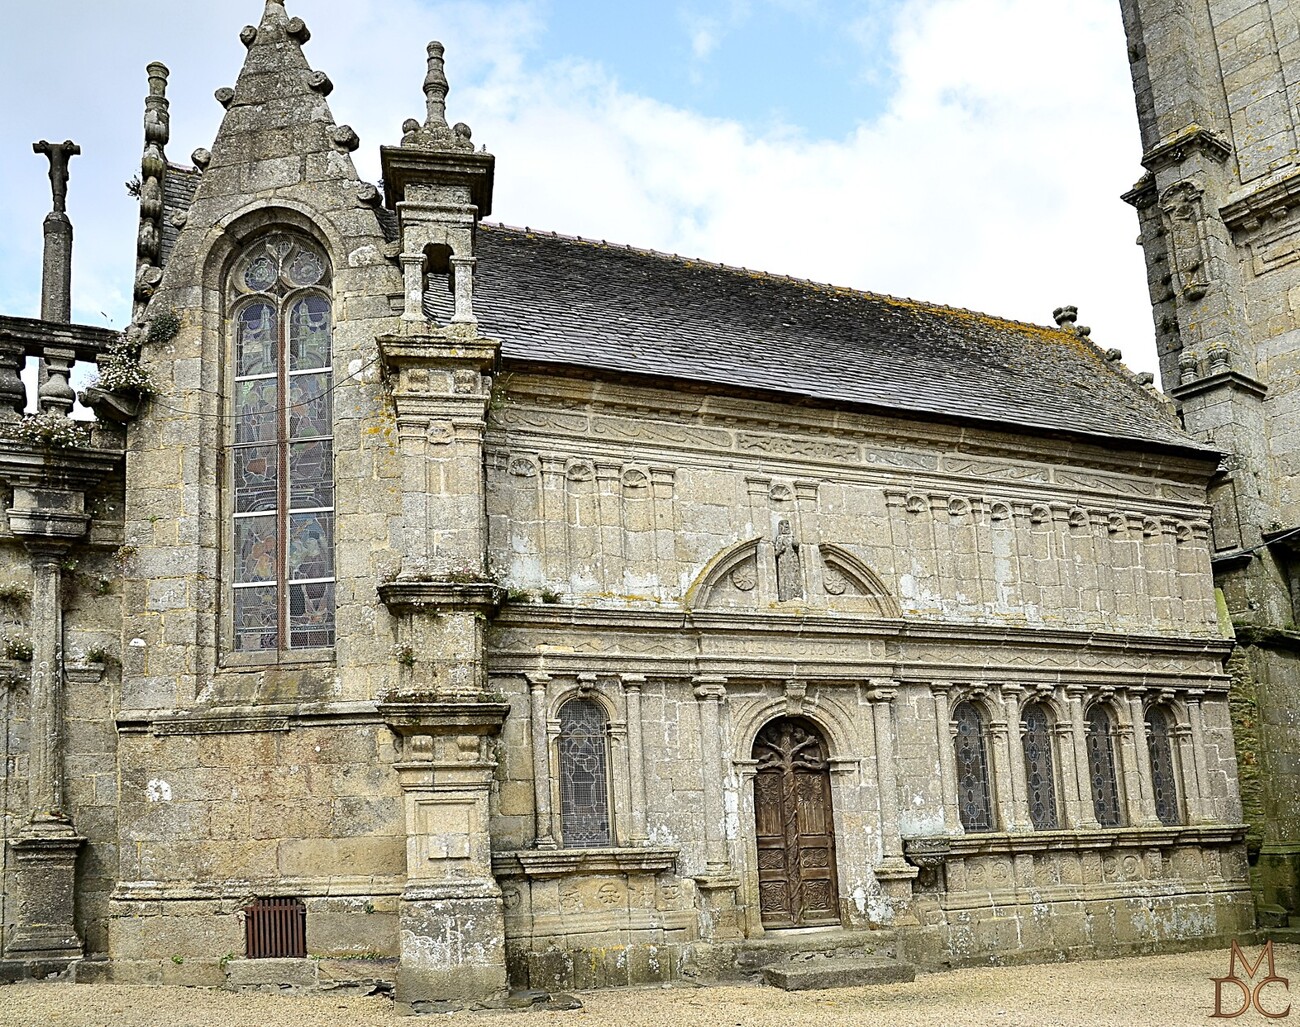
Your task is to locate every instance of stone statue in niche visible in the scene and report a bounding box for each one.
[1160,181,1211,301]
[774,520,803,601]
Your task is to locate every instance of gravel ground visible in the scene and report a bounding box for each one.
[1,945,1295,1027]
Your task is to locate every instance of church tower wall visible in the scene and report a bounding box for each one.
[1120,0,1300,926]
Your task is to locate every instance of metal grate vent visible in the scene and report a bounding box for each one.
[244,896,307,959]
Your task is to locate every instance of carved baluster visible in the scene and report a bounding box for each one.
[0,337,25,420]
[37,347,76,417]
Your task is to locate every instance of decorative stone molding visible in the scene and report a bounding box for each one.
[377,579,505,614]
[902,836,952,871]
[491,846,678,879]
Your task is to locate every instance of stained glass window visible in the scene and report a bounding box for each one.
[228,235,334,652]
[558,698,612,847]
[953,701,994,833]
[1021,703,1059,830]
[1145,706,1181,826]
[1085,705,1123,827]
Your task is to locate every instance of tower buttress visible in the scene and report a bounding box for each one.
[1119,0,1300,928]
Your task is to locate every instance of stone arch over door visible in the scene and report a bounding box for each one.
[752,717,841,928]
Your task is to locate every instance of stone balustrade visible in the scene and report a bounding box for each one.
[0,314,120,423]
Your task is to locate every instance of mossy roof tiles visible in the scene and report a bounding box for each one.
[428,225,1206,457]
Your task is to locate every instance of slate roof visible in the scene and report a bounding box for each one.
[423,224,1205,456]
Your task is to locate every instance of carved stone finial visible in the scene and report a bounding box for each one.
[1052,305,1078,327]
[191,148,212,171]
[424,41,449,129]
[330,125,360,152]
[286,16,310,43]
[357,182,381,207]
[398,42,476,151]
[240,25,258,47]
[307,70,333,95]
[146,62,169,98]
[33,140,80,215]
[215,87,235,109]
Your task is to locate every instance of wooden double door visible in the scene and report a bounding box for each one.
[753,717,841,927]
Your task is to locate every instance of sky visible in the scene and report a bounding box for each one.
[0,0,1161,378]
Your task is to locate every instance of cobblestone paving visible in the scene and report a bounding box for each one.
[1,945,1294,1027]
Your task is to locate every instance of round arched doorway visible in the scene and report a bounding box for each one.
[752,717,841,928]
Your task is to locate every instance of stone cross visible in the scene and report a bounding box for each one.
[33,139,80,214]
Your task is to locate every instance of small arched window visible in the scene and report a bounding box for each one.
[1085,705,1123,827]
[1021,702,1059,830]
[953,701,994,833]
[557,697,612,847]
[1145,706,1181,826]
[227,235,335,652]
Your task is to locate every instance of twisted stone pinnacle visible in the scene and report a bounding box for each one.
[424,41,449,130]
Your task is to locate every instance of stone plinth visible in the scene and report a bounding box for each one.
[4,829,86,965]
[383,701,510,1006]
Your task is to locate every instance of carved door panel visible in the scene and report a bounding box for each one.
[753,718,840,928]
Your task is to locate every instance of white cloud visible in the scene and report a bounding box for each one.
[0,0,1157,377]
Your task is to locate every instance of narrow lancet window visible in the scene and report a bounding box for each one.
[1146,706,1181,826]
[953,701,994,832]
[1021,702,1060,830]
[557,697,612,846]
[1086,705,1123,827]
[229,235,334,652]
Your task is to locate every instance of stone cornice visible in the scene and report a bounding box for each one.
[947,823,1245,856]
[378,699,510,735]
[491,371,1217,486]
[116,699,385,735]
[491,604,1234,659]
[1139,124,1232,174]
[0,314,119,364]
[1170,370,1268,402]
[378,579,505,614]
[1220,166,1300,232]
[376,328,499,372]
[491,846,679,879]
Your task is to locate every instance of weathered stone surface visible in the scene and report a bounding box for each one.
[762,954,916,991]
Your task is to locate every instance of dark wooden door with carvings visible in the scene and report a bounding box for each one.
[753,717,841,928]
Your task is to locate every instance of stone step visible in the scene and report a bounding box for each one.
[1264,925,1300,945]
[762,954,916,991]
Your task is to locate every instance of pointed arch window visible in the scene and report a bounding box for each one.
[1021,702,1060,830]
[557,697,612,847]
[1085,705,1123,827]
[953,701,994,833]
[227,235,335,652]
[1145,706,1181,826]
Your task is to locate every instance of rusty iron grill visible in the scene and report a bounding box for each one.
[244,897,306,959]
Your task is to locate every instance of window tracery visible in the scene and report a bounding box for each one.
[1085,704,1123,827]
[228,234,335,652]
[953,700,994,832]
[557,697,612,847]
[1021,702,1059,830]
[1145,706,1181,826]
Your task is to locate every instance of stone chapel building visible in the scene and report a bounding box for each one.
[0,0,1261,1002]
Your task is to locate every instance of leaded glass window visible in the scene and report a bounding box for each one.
[1085,705,1123,827]
[228,235,335,652]
[557,698,612,847]
[1021,702,1059,830]
[1146,706,1180,826]
[953,701,994,832]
